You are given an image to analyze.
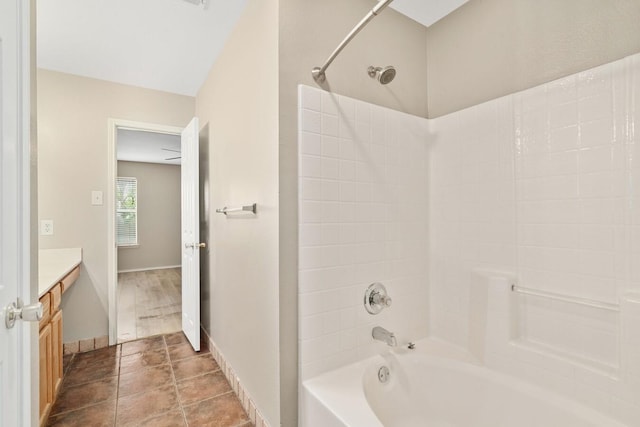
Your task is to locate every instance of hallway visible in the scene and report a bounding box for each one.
[46,332,251,427]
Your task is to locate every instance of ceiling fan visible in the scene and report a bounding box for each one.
[181,0,211,10]
[162,148,181,161]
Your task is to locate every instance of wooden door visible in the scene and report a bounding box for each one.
[181,117,201,351]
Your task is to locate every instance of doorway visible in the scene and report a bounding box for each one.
[107,120,184,345]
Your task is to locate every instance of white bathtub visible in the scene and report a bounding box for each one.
[301,338,627,427]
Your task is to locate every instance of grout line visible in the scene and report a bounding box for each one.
[164,334,189,426]
[113,343,121,427]
[47,397,119,418]
[58,372,120,389]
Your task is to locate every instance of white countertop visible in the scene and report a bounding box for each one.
[39,248,82,297]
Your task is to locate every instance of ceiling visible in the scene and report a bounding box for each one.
[38,0,468,164]
[117,129,182,166]
[391,0,468,27]
[37,0,468,97]
[37,0,249,96]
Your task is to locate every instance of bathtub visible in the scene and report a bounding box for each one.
[301,338,627,427]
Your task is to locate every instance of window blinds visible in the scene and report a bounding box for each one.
[116,177,138,246]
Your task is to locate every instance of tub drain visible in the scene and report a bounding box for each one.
[378,366,390,383]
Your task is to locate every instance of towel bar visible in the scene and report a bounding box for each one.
[215,203,257,215]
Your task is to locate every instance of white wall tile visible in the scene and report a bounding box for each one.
[321,114,339,137]
[300,131,321,155]
[301,85,321,112]
[580,118,614,147]
[321,92,339,116]
[301,109,321,133]
[579,94,613,123]
[299,53,640,421]
[321,135,340,158]
[550,125,579,152]
[298,86,429,380]
[549,101,578,130]
[300,155,321,178]
[300,224,322,247]
[321,181,339,201]
[429,53,640,423]
[321,157,339,180]
[301,178,322,201]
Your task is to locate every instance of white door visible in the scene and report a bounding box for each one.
[1,0,35,426]
[181,117,201,351]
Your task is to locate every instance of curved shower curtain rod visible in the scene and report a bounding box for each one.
[312,0,395,83]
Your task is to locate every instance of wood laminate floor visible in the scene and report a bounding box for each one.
[117,268,182,343]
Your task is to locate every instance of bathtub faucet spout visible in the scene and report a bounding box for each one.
[372,326,397,347]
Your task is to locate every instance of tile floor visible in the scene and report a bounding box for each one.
[47,332,252,427]
[117,268,182,342]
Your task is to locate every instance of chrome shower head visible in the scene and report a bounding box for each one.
[368,66,396,85]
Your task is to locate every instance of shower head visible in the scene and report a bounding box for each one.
[368,66,396,85]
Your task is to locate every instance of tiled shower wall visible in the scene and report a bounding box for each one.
[298,52,640,421]
[431,53,640,422]
[297,85,429,380]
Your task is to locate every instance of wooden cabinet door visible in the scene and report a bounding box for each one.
[51,310,63,396]
[39,324,53,425]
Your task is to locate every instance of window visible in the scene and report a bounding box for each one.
[116,177,138,246]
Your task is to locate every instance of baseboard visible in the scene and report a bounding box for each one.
[63,335,109,355]
[201,328,270,427]
[117,265,181,273]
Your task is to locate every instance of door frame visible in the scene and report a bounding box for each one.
[2,0,37,424]
[106,119,183,345]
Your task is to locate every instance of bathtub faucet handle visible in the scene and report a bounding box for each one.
[365,282,392,315]
[372,292,392,308]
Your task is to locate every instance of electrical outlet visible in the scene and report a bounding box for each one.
[41,220,54,236]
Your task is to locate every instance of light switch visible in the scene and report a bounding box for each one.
[92,190,103,206]
[41,220,53,236]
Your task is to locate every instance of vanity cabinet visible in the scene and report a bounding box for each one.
[51,309,63,395]
[38,265,79,425]
[38,323,52,425]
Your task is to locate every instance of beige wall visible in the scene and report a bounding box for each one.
[427,0,640,117]
[36,1,640,425]
[278,1,428,424]
[195,0,280,425]
[37,69,194,342]
[117,161,181,272]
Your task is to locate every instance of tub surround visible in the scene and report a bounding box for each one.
[430,52,640,423]
[297,85,430,381]
[471,271,640,425]
[299,50,640,425]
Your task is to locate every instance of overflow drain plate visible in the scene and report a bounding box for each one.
[378,365,390,383]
